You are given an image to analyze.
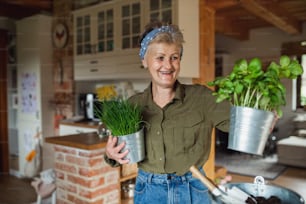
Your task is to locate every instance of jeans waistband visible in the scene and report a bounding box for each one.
[137,168,204,184]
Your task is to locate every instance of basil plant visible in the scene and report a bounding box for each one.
[208,55,303,117]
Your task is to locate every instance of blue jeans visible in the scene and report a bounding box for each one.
[134,168,211,204]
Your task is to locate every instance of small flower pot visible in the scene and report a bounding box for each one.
[228,106,274,155]
[117,127,145,163]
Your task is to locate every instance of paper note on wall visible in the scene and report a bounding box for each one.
[21,72,37,114]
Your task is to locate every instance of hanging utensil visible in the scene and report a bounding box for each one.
[190,165,257,204]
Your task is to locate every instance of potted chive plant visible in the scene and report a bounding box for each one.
[95,99,145,163]
[208,55,303,155]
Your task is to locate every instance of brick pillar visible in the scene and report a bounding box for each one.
[52,0,75,125]
[54,145,120,204]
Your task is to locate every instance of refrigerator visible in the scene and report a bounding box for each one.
[16,14,54,177]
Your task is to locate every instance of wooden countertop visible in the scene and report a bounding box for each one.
[45,132,108,150]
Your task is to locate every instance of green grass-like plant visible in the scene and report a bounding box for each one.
[94,99,143,136]
[208,55,303,117]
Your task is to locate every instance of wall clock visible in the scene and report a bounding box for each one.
[52,22,69,49]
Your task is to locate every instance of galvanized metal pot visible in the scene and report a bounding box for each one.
[228,106,274,155]
[231,176,303,204]
[117,127,145,163]
[211,176,305,204]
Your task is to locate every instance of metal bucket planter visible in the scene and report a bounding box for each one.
[117,127,145,163]
[211,176,305,204]
[228,106,274,155]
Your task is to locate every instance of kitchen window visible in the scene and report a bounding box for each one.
[282,40,306,110]
[297,54,306,107]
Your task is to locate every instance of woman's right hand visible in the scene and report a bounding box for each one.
[105,135,130,164]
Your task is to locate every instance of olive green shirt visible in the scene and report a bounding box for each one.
[126,81,230,175]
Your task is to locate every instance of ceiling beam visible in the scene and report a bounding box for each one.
[205,0,239,10]
[239,0,302,34]
[205,0,250,40]
[0,3,39,19]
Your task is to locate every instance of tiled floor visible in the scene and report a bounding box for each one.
[0,174,36,204]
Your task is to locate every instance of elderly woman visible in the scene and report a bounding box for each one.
[104,20,230,204]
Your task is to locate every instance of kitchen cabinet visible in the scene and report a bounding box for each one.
[16,14,54,174]
[73,0,199,80]
[73,0,149,80]
[74,50,150,80]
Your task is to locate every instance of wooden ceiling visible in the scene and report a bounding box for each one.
[206,0,306,40]
[0,0,305,41]
[0,0,52,20]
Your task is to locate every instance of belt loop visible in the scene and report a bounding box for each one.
[148,173,153,183]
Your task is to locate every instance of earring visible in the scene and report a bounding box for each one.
[140,65,148,69]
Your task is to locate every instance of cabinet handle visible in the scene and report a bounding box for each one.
[90,60,98,64]
[90,68,98,72]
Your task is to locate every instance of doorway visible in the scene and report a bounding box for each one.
[0,29,9,174]
[7,32,19,175]
[0,26,19,176]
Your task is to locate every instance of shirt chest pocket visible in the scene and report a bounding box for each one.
[168,112,204,153]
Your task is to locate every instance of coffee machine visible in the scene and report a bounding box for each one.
[78,93,99,120]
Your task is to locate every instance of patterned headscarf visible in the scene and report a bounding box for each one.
[139,26,182,60]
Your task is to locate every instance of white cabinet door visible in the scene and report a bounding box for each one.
[73,3,115,60]
[118,0,142,50]
[74,9,95,58]
[59,124,97,136]
[74,49,150,80]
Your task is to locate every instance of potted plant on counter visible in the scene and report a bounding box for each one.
[208,55,303,155]
[94,99,145,163]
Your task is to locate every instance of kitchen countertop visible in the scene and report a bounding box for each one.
[45,132,108,150]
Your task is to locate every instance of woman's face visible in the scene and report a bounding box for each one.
[142,42,181,89]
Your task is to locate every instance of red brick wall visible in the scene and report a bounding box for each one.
[51,2,122,203]
[52,0,74,135]
[54,145,120,204]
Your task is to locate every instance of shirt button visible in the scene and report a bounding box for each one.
[157,131,160,135]
[159,158,162,161]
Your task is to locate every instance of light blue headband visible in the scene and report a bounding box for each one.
[139,26,182,60]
